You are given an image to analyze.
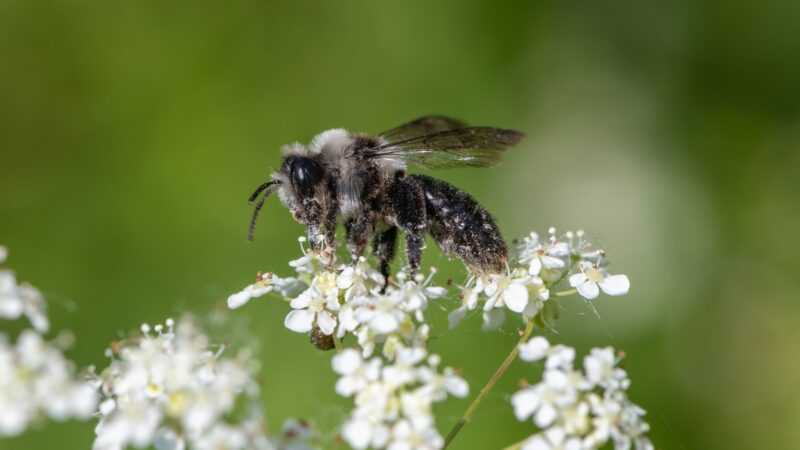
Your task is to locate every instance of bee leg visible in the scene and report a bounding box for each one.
[346,214,374,263]
[390,175,427,276]
[322,186,339,265]
[372,226,398,285]
[405,231,424,275]
[303,199,324,252]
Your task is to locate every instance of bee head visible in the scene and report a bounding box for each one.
[282,155,324,199]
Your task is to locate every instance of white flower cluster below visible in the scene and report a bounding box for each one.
[92,317,270,450]
[0,246,98,437]
[332,346,468,450]
[512,337,653,450]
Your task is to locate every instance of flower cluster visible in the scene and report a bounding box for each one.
[92,317,269,450]
[449,228,630,330]
[332,346,468,450]
[0,330,98,435]
[0,246,49,332]
[0,246,98,436]
[228,237,447,356]
[511,337,653,450]
[229,238,466,449]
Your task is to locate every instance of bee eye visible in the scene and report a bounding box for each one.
[289,157,323,198]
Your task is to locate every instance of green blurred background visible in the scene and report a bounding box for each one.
[2,0,799,449]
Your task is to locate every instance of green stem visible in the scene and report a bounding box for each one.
[442,320,536,449]
[332,335,343,353]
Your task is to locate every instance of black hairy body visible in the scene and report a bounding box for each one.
[248,116,524,279]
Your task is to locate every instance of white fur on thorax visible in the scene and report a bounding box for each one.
[308,129,362,216]
[306,129,407,217]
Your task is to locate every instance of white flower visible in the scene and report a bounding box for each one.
[522,427,583,450]
[519,337,575,371]
[568,262,630,300]
[355,291,407,334]
[284,286,340,335]
[387,418,443,450]
[512,369,578,428]
[337,257,385,301]
[228,272,307,309]
[92,317,267,450]
[448,277,485,329]
[584,347,629,392]
[483,269,532,313]
[394,270,447,320]
[227,280,273,309]
[0,268,49,332]
[342,417,389,450]
[332,349,381,397]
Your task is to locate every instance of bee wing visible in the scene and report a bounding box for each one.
[370,127,525,169]
[378,115,469,143]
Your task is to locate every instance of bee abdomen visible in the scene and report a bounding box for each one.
[409,174,507,273]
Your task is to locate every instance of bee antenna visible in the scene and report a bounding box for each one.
[248,180,280,204]
[247,180,281,242]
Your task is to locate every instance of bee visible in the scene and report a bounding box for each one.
[248,116,525,279]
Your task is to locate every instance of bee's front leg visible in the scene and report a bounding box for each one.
[302,199,324,252]
[322,187,339,259]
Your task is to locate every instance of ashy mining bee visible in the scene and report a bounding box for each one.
[248,116,525,279]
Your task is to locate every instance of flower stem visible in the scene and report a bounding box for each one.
[332,335,343,353]
[442,319,535,449]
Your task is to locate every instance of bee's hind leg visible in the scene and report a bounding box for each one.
[372,226,398,287]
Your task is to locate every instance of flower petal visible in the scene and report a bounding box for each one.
[535,403,557,428]
[369,313,400,334]
[542,255,565,269]
[284,310,314,333]
[342,418,372,449]
[317,312,337,335]
[511,388,540,420]
[503,283,529,313]
[336,267,355,290]
[576,281,599,300]
[332,348,362,375]
[529,258,542,276]
[599,274,630,296]
[226,290,252,309]
[290,290,314,309]
[568,273,588,288]
[519,336,550,362]
[448,306,467,329]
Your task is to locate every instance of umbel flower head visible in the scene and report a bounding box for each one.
[512,337,653,450]
[0,245,98,436]
[92,316,270,450]
[332,346,468,450]
[228,237,446,355]
[226,228,640,449]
